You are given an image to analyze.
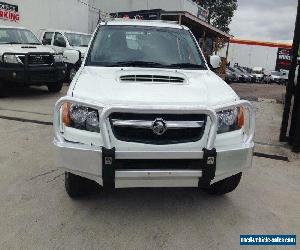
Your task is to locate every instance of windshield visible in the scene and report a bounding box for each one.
[271,71,282,76]
[86,25,206,69]
[233,67,245,74]
[65,33,91,47]
[0,28,41,45]
[227,68,235,73]
[238,68,247,74]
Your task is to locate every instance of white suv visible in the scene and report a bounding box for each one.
[53,19,255,198]
[39,29,91,81]
[0,26,65,94]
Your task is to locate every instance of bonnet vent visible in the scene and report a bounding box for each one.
[120,75,185,83]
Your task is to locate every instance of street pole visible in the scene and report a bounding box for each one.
[279,0,300,145]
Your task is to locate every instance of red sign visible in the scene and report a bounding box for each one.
[0,2,19,22]
[276,48,292,71]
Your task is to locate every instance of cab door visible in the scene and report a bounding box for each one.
[41,31,54,49]
[52,32,67,54]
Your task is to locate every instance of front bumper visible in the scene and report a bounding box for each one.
[53,98,255,188]
[0,53,66,85]
[54,140,253,188]
[272,78,282,84]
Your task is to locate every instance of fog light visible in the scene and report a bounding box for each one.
[12,72,17,78]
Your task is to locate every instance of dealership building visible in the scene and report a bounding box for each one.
[0,0,230,58]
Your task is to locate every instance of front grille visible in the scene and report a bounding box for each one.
[120,75,185,83]
[115,159,203,170]
[16,54,53,66]
[28,54,53,65]
[109,113,207,145]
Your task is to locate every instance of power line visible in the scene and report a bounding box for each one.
[76,0,109,16]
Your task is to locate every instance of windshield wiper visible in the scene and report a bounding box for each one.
[107,61,166,68]
[168,63,207,70]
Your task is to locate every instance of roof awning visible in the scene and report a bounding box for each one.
[160,11,231,39]
[230,38,292,49]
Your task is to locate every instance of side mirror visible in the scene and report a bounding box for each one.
[209,55,221,69]
[63,50,82,65]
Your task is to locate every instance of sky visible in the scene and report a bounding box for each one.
[229,0,298,42]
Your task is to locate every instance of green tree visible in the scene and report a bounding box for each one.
[196,0,238,33]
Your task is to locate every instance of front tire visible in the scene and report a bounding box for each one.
[203,173,242,195]
[47,82,63,93]
[65,172,94,198]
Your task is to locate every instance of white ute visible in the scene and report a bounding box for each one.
[53,19,255,198]
[0,26,66,94]
[39,29,91,81]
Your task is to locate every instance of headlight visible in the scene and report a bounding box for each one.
[54,54,63,63]
[62,103,100,133]
[217,107,244,134]
[3,54,21,64]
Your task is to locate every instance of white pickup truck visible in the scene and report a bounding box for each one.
[39,29,91,81]
[53,19,255,198]
[0,26,65,94]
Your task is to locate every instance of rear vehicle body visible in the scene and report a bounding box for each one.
[228,66,244,82]
[0,26,65,92]
[280,69,289,85]
[53,20,255,198]
[225,67,238,83]
[39,29,91,81]
[242,68,256,83]
[234,66,251,83]
[252,67,265,83]
[265,71,284,84]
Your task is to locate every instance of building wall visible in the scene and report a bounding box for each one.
[88,0,203,32]
[90,0,200,14]
[0,0,89,35]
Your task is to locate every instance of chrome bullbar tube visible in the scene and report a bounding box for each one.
[53,96,255,149]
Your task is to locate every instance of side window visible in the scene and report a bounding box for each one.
[53,32,66,47]
[42,32,53,45]
[0,30,9,43]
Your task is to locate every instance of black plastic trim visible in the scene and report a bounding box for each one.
[199,148,217,187]
[102,147,116,190]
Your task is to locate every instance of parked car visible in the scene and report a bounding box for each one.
[280,70,289,85]
[228,66,244,82]
[225,67,238,83]
[53,19,255,198]
[265,71,284,84]
[252,67,265,83]
[235,66,252,83]
[242,67,256,82]
[39,29,92,81]
[0,26,65,94]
